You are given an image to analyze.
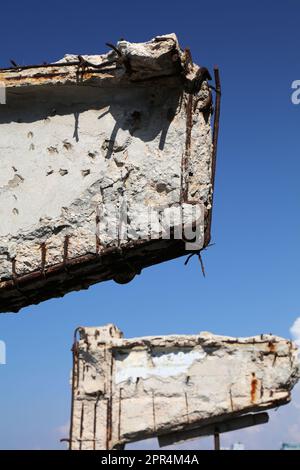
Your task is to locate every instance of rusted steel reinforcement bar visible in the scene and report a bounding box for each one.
[211,67,221,196]
[206,66,221,244]
[69,327,82,450]
[0,58,117,72]
[181,94,193,203]
[0,239,191,313]
[0,239,150,290]
[1,222,206,292]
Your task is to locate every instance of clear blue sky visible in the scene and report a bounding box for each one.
[1,0,300,450]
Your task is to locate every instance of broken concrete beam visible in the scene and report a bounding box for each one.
[69,325,300,450]
[0,34,218,313]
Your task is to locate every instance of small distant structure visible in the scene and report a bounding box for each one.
[281,442,300,450]
[232,442,245,450]
[221,442,245,450]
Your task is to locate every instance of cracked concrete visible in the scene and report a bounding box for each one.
[69,324,300,450]
[0,34,214,312]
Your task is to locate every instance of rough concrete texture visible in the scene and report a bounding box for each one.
[69,325,300,450]
[0,34,214,313]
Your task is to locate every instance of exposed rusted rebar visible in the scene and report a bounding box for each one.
[206,66,221,246]
[69,327,83,450]
[0,57,117,73]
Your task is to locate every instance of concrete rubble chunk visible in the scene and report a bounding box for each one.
[69,324,300,450]
[0,34,216,313]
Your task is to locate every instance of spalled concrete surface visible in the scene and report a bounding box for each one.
[0,34,214,313]
[69,325,300,450]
